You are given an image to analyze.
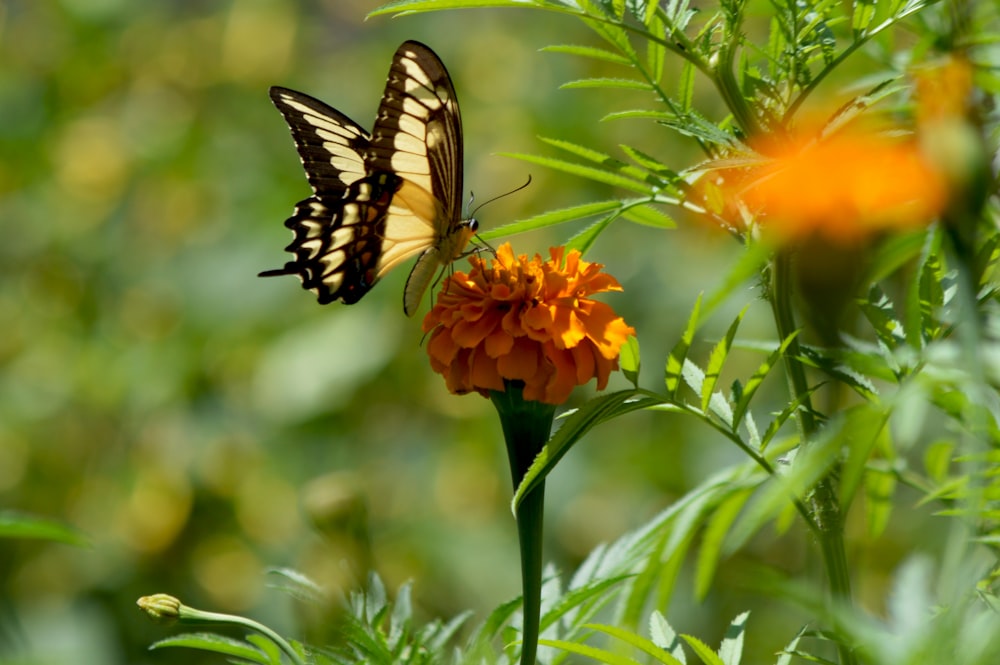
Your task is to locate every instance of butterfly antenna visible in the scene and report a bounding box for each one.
[468,174,532,219]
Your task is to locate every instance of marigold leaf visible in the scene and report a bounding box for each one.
[498,151,655,194]
[649,612,688,664]
[479,200,622,241]
[718,611,750,665]
[511,390,666,511]
[681,634,726,665]
[732,331,799,430]
[620,335,641,387]
[666,295,702,396]
[622,204,677,228]
[695,489,753,600]
[587,623,685,665]
[0,511,88,546]
[561,77,654,91]
[701,307,747,416]
[150,633,268,663]
[542,43,632,65]
[538,638,640,665]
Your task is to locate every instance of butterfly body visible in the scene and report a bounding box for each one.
[262,41,473,316]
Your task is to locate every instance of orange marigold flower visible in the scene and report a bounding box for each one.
[423,243,635,405]
[737,128,948,244]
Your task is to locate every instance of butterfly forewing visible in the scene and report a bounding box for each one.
[262,41,472,316]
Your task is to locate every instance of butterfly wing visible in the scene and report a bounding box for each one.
[262,41,472,315]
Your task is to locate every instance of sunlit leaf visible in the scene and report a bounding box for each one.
[588,623,685,665]
[718,611,749,665]
[479,200,623,241]
[150,633,269,664]
[543,43,632,65]
[512,390,666,511]
[666,295,702,396]
[681,633,726,665]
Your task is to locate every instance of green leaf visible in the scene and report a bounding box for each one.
[562,77,654,91]
[702,242,769,320]
[566,212,620,255]
[732,332,799,431]
[619,144,678,178]
[678,60,696,111]
[543,43,632,65]
[859,285,906,351]
[622,204,676,228]
[852,0,878,34]
[837,406,891,514]
[246,634,283,665]
[478,200,623,241]
[0,511,88,546]
[498,152,655,194]
[539,137,667,186]
[587,623,685,665]
[512,390,666,511]
[666,295,702,396]
[649,612,688,664]
[701,307,747,415]
[620,335,641,387]
[538,638,642,665]
[150,633,269,664]
[923,439,955,483]
[695,489,753,599]
[718,611,749,665]
[646,12,666,86]
[370,0,558,17]
[682,634,726,665]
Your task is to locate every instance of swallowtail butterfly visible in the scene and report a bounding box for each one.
[261,41,475,316]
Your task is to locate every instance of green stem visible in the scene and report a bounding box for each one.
[770,251,857,665]
[491,383,557,665]
[137,594,306,665]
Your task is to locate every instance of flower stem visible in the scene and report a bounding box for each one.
[770,251,857,665]
[490,383,557,665]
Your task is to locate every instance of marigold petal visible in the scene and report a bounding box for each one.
[424,242,633,404]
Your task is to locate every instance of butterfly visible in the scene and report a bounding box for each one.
[261,40,477,316]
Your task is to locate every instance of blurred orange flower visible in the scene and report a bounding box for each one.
[423,243,635,405]
[740,128,948,244]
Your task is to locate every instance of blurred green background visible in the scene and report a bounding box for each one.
[0,1,846,664]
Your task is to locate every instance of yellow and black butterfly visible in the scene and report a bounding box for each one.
[261,40,476,316]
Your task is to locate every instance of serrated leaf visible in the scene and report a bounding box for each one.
[543,43,632,65]
[852,0,878,34]
[538,638,641,665]
[701,307,747,415]
[619,144,677,177]
[478,200,623,241]
[681,634,726,665]
[650,612,687,664]
[623,204,676,228]
[678,60,696,111]
[666,295,703,396]
[150,633,268,663]
[718,611,749,665]
[498,151,655,194]
[646,13,666,85]
[587,623,685,665]
[566,211,620,255]
[732,332,799,431]
[512,391,666,511]
[562,77,654,91]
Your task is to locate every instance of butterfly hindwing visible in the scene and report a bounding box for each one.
[262,41,474,316]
